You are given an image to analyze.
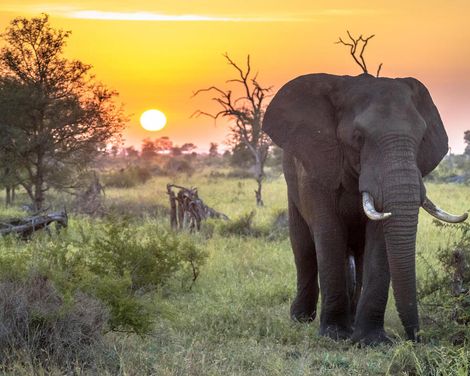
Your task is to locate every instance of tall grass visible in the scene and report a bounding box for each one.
[0,170,468,374]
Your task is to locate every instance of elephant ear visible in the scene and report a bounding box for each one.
[263,74,342,189]
[402,77,449,177]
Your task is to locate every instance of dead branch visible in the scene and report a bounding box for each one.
[167,184,228,232]
[192,53,272,206]
[336,31,383,76]
[376,63,383,78]
[0,210,68,239]
[74,172,105,216]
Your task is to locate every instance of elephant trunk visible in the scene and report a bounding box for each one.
[380,136,421,341]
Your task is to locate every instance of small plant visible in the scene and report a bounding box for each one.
[103,165,152,188]
[0,273,108,371]
[418,220,470,344]
[218,211,268,237]
[0,218,207,335]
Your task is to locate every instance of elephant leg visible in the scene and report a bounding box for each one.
[315,228,352,339]
[347,252,363,320]
[352,221,391,345]
[288,198,319,322]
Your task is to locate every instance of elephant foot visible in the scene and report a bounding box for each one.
[290,295,317,322]
[319,324,352,340]
[351,328,392,346]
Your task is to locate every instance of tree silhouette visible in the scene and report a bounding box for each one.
[464,130,470,156]
[336,31,383,77]
[193,54,272,206]
[0,14,125,210]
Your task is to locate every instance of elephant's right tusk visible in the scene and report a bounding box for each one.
[422,197,468,223]
[362,192,392,221]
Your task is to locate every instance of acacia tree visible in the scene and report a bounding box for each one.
[0,14,125,210]
[193,54,272,206]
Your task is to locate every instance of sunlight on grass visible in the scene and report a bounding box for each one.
[0,174,468,374]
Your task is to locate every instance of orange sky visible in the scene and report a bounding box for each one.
[0,1,469,152]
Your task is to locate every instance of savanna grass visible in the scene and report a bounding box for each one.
[0,169,468,374]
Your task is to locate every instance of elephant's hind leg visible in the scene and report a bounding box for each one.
[288,199,319,322]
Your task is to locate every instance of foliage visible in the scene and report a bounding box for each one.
[0,14,125,210]
[209,142,219,157]
[103,165,152,188]
[164,158,194,176]
[425,154,470,184]
[418,220,470,344]
[0,273,108,371]
[230,142,254,168]
[0,170,469,374]
[0,218,207,335]
[218,211,267,237]
[464,130,470,156]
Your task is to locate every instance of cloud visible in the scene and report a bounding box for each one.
[0,4,380,22]
[68,10,294,22]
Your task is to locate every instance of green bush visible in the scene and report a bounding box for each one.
[0,273,108,371]
[218,211,268,237]
[418,221,470,344]
[0,218,207,335]
[103,165,152,188]
[227,168,253,179]
[164,158,194,176]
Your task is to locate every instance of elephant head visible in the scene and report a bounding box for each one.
[263,73,467,340]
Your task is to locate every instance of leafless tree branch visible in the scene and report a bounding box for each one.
[192,53,272,206]
[336,31,383,76]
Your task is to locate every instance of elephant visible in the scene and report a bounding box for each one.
[262,73,468,345]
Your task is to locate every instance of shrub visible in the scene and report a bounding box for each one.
[218,211,268,237]
[267,208,289,241]
[0,274,108,371]
[164,158,194,176]
[77,219,206,333]
[103,165,152,188]
[0,218,208,335]
[227,168,253,179]
[418,220,470,344]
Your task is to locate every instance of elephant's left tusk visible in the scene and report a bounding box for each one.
[362,192,392,221]
[422,197,468,223]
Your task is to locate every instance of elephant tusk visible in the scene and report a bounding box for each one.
[422,197,468,223]
[362,192,392,221]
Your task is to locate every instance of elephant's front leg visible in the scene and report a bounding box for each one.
[352,221,391,345]
[288,199,319,322]
[311,195,352,339]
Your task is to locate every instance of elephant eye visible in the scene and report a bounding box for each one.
[352,130,364,148]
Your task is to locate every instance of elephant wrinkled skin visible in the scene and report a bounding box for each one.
[262,73,467,345]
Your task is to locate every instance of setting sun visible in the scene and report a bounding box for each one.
[140,109,167,131]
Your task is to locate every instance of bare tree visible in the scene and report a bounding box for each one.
[336,31,383,77]
[193,54,272,206]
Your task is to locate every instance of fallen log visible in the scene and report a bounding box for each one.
[0,210,68,238]
[167,184,228,231]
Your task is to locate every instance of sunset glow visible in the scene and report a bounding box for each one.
[1,1,468,152]
[140,109,167,132]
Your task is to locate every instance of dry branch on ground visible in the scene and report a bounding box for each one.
[167,184,228,231]
[0,210,68,238]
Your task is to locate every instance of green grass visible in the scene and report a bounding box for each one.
[0,170,469,375]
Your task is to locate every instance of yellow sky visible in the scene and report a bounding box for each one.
[0,1,469,152]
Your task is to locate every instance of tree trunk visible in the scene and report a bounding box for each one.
[33,154,45,211]
[255,173,263,207]
[381,137,421,341]
[11,186,15,203]
[254,152,264,207]
[5,186,11,207]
